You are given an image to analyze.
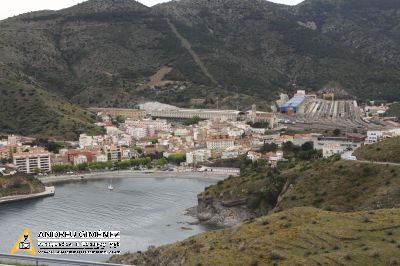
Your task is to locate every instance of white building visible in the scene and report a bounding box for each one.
[247,151,262,162]
[128,127,147,140]
[322,143,349,158]
[125,119,170,132]
[186,149,211,165]
[145,108,240,121]
[95,154,108,162]
[366,131,384,144]
[13,152,51,174]
[73,155,88,165]
[174,128,190,137]
[79,134,94,149]
[313,136,362,153]
[206,136,235,150]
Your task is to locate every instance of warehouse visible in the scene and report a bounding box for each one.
[279,96,306,114]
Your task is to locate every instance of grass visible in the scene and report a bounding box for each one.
[387,102,400,117]
[276,159,400,212]
[0,81,103,140]
[0,174,45,197]
[109,207,400,266]
[354,137,400,163]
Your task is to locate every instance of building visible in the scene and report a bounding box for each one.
[7,135,17,145]
[322,143,348,158]
[13,152,51,174]
[0,147,10,161]
[147,108,240,121]
[73,155,88,165]
[125,118,170,132]
[206,135,235,150]
[313,136,362,157]
[79,134,94,149]
[89,108,147,120]
[246,105,278,128]
[279,96,306,114]
[128,127,148,140]
[66,150,94,164]
[95,153,108,163]
[106,146,122,162]
[247,151,262,162]
[197,166,240,176]
[186,149,211,165]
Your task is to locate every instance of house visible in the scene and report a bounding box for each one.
[323,143,352,158]
[247,151,262,162]
[186,149,211,165]
[74,155,88,165]
[95,153,108,163]
[206,135,235,150]
[105,146,122,162]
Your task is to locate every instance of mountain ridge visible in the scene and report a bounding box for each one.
[1,0,400,137]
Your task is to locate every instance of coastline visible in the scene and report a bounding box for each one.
[39,170,229,184]
[0,186,55,204]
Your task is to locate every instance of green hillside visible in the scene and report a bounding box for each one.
[1,0,400,136]
[0,174,44,197]
[354,137,400,163]
[109,207,400,266]
[387,103,400,117]
[276,159,400,212]
[0,81,103,139]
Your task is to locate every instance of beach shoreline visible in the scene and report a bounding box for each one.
[39,170,229,184]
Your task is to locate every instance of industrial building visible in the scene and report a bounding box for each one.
[89,108,147,120]
[147,108,241,121]
[279,96,306,114]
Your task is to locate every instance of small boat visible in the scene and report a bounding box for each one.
[108,178,114,191]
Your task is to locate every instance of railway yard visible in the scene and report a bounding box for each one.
[279,99,388,132]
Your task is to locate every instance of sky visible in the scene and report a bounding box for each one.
[0,0,304,20]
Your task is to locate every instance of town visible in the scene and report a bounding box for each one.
[1,91,399,177]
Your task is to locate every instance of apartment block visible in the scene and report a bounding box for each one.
[13,152,51,174]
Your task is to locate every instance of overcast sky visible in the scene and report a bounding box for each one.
[0,0,304,20]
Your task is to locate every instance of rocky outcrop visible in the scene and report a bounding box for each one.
[196,195,257,227]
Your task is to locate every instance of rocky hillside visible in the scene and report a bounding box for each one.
[1,0,400,137]
[0,174,45,197]
[0,79,103,139]
[109,207,400,266]
[354,137,400,163]
[196,157,400,226]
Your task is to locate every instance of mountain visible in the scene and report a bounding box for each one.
[1,0,400,137]
[109,207,400,266]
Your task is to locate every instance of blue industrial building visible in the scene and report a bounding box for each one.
[279,96,305,113]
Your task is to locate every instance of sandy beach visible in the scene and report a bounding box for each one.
[39,170,229,184]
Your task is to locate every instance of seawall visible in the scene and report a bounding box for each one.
[0,186,55,204]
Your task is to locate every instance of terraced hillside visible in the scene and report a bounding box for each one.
[109,207,400,266]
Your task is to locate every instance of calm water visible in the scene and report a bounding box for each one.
[0,177,217,262]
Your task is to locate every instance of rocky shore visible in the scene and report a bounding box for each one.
[195,195,257,227]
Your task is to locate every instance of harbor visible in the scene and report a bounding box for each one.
[0,175,218,262]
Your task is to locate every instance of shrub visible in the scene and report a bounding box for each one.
[269,250,283,260]
[371,250,380,258]
[389,257,399,266]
